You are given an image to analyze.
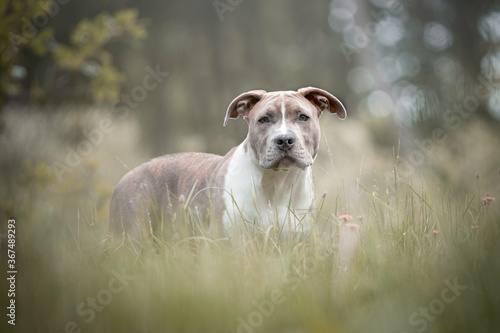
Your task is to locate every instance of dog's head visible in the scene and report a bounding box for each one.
[224,87,346,171]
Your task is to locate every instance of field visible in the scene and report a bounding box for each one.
[1,107,499,333]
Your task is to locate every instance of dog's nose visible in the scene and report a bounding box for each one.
[274,134,296,151]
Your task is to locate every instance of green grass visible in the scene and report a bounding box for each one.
[1,109,499,333]
[6,171,500,333]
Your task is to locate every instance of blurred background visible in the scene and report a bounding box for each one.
[1,1,500,332]
[1,0,499,226]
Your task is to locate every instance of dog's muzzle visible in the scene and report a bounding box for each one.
[259,133,312,170]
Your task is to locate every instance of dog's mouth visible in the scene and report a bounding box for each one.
[262,153,310,171]
[273,156,296,170]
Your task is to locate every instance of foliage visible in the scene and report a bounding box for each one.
[0,2,147,106]
[53,9,147,103]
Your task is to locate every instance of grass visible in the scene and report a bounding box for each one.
[5,169,499,333]
[1,109,499,333]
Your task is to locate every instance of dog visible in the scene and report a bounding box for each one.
[109,87,346,240]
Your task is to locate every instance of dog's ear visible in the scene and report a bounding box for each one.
[224,90,267,126]
[298,87,346,119]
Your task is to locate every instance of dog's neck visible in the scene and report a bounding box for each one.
[241,139,308,199]
[222,139,314,231]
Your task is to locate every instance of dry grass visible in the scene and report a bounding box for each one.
[1,107,499,333]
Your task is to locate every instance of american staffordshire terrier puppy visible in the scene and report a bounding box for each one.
[109,87,346,239]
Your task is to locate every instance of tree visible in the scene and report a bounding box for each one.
[0,1,147,107]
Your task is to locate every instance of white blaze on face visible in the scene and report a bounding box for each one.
[276,93,288,135]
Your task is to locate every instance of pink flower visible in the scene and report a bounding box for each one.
[482,197,496,206]
[337,214,354,221]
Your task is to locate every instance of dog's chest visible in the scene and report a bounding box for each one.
[222,144,314,232]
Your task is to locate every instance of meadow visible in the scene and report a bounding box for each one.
[1,107,499,333]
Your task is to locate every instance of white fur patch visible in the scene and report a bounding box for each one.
[276,93,288,135]
[222,140,314,234]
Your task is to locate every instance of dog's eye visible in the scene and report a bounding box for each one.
[258,117,270,124]
[299,114,309,121]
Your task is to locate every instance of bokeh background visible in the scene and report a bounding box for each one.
[1,0,500,332]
